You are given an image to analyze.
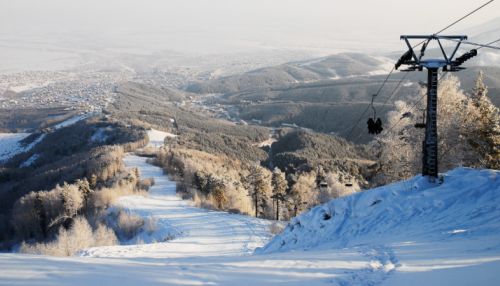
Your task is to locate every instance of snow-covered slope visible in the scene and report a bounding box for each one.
[1,167,499,286]
[0,114,91,164]
[0,132,46,163]
[0,133,30,162]
[261,168,500,285]
[146,129,177,148]
[82,154,272,258]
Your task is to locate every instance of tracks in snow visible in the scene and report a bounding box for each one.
[82,154,273,259]
[333,245,400,286]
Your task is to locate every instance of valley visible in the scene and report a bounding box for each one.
[0,4,499,285]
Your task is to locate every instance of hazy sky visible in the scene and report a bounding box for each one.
[0,0,498,56]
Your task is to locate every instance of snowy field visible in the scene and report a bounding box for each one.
[146,129,177,148]
[0,158,499,285]
[0,114,91,165]
[0,133,31,162]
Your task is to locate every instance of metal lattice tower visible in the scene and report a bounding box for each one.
[395,35,477,179]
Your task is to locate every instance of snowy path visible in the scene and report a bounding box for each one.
[1,146,498,285]
[0,150,381,285]
[83,154,271,258]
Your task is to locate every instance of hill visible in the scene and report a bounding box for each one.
[268,130,372,176]
[218,66,500,143]
[186,53,393,94]
[260,168,500,285]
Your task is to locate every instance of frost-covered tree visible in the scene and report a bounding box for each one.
[271,168,287,220]
[287,173,315,217]
[373,74,494,184]
[464,71,500,169]
[76,178,92,211]
[60,183,84,219]
[247,165,270,218]
[372,99,423,183]
[210,177,228,210]
[318,172,360,202]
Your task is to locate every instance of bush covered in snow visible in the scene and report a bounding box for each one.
[20,216,117,256]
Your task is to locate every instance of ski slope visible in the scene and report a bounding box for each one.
[81,154,272,258]
[0,163,499,285]
[262,168,500,285]
[146,129,177,148]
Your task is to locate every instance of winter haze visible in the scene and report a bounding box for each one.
[1,1,500,286]
[1,0,499,71]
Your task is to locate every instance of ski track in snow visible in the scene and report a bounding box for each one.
[0,149,383,285]
[146,129,177,148]
[1,132,499,285]
[82,154,273,259]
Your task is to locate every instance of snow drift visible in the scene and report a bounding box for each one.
[261,168,500,253]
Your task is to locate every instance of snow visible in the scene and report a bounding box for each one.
[146,129,177,148]
[19,153,39,168]
[90,127,111,143]
[53,114,91,129]
[81,154,272,258]
[0,133,30,162]
[0,132,46,163]
[0,113,93,164]
[1,166,499,285]
[8,81,53,93]
[261,168,500,285]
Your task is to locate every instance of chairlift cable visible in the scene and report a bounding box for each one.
[345,0,495,141]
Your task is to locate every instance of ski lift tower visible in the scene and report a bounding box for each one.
[395,35,476,180]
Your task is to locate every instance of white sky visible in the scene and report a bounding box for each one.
[0,0,498,55]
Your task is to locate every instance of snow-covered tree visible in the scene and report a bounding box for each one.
[76,178,92,211]
[210,177,228,210]
[271,167,287,220]
[247,165,271,218]
[373,73,498,184]
[60,183,84,219]
[287,173,315,217]
[372,99,422,183]
[464,71,500,169]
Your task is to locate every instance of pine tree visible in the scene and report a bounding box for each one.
[76,178,92,212]
[374,75,489,183]
[60,183,83,222]
[247,165,269,218]
[288,173,315,217]
[34,192,47,238]
[209,177,227,210]
[271,168,287,220]
[89,174,98,188]
[194,171,210,196]
[466,71,500,168]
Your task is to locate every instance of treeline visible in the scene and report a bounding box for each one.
[107,83,269,143]
[0,117,150,251]
[372,72,499,185]
[0,107,72,132]
[0,118,147,208]
[155,145,363,220]
[14,166,150,256]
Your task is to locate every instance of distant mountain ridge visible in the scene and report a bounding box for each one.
[186,53,393,94]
